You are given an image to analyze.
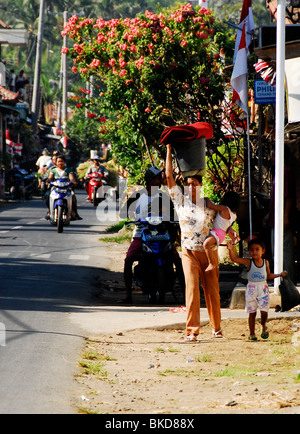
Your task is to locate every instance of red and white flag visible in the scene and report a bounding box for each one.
[231,23,248,114]
[60,135,67,148]
[14,143,23,156]
[234,0,255,62]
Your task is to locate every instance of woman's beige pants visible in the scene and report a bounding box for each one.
[182,248,221,336]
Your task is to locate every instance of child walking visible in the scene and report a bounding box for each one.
[227,238,287,340]
[204,191,240,272]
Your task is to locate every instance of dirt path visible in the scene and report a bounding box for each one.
[75,314,300,414]
[73,239,300,414]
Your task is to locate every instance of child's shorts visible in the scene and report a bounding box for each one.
[210,228,226,245]
[245,282,270,313]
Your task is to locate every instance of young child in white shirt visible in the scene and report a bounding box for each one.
[227,237,287,340]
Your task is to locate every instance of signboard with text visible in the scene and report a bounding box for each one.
[254,79,276,104]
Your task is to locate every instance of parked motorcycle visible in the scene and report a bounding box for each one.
[49,179,73,233]
[128,217,182,304]
[86,172,106,206]
[6,168,37,200]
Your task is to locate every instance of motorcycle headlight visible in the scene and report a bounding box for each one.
[145,216,163,226]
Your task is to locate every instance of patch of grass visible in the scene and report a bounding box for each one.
[100,234,132,244]
[195,354,212,363]
[78,407,99,414]
[159,369,203,377]
[155,347,180,353]
[81,350,100,360]
[79,349,117,377]
[79,360,108,377]
[82,350,117,362]
[105,220,128,233]
[214,366,257,378]
[100,219,133,243]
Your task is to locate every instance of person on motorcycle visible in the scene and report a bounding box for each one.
[45,155,82,220]
[121,166,185,304]
[36,148,52,172]
[46,151,59,170]
[84,156,109,199]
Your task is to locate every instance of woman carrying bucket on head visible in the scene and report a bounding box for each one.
[165,141,239,342]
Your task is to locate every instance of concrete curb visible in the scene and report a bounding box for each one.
[69,302,300,337]
[229,283,300,310]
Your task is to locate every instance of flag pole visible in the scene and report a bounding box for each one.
[246,107,252,240]
[245,20,252,241]
[229,1,254,240]
[274,0,286,293]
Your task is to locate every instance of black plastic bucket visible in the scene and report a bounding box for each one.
[172,136,206,177]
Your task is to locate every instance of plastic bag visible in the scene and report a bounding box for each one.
[279,276,300,312]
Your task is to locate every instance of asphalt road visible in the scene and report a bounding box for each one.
[0,189,117,414]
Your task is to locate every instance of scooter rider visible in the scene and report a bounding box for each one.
[121,166,185,304]
[84,156,109,198]
[45,155,82,220]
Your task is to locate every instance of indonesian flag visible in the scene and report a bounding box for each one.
[5,130,13,147]
[234,0,255,62]
[231,23,248,114]
[60,135,67,148]
[14,143,23,156]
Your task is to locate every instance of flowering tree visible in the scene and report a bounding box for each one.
[63,3,239,186]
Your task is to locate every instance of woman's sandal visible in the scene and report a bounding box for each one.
[261,326,269,339]
[212,329,223,338]
[184,334,197,342]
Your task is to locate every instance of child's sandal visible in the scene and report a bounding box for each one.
[261,326,269,339]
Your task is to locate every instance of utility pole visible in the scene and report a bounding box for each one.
[274,0,286,293]
[62,10,68,129]
[47,8,85,131]
[31,0,45,133]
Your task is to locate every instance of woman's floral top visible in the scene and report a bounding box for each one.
[169,185,215,251]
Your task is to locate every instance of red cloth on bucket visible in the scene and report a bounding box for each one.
[160,122,213,144]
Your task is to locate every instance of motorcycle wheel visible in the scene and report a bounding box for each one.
[57,206,64,233]
[92,190,100,207]
[146,264,165,304]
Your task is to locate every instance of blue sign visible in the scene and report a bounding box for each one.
[254,79,276,104]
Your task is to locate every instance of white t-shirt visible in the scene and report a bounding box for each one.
[128,189,171,238]
[36,155,52,169]
[213,207,236,232]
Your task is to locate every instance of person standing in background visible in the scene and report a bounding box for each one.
[8,69,16,92]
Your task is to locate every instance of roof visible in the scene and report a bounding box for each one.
[0,85,19,104]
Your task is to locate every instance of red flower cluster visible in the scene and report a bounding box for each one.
[64,4,225,145]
